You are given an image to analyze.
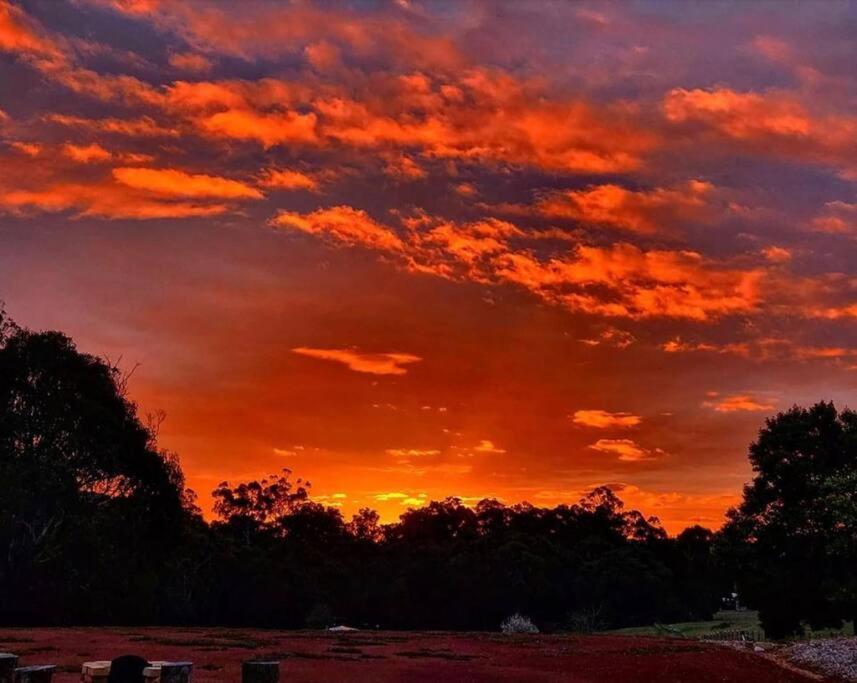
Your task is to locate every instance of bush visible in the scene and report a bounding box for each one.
[501,613,539,634]
[565,606,605,633]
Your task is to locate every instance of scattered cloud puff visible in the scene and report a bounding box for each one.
[473,440,506,454]
[375,491,428,506]
[703,393,777,413]
[62,142,112,163]
[572,410,642,429]
[386,448,441,457]
[580,327,636,348]
[292,347,422,375]
[168,51,213,73]
[259,167,321,192]
[589,439,664,462]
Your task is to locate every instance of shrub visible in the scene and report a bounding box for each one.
[565,606,605,633]
[501,613,539,634]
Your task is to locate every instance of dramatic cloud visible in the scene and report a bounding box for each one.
[0,0,64,61]
[0,174,230,220]
[272,207,764,320]
[572,410,642,429]
[112,167,263,199]
[292,347,422,375]
[535,181,715,235]
[664,87,857,173]
[270,206,404,252]
[3,0,857,531]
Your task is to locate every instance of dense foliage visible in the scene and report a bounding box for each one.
[1,310,854,636]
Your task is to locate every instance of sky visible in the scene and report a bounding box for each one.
[1,0,856,533]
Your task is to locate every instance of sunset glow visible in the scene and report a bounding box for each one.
[3,0,857,533]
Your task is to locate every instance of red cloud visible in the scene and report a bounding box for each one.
[664,87,857,173]
[536,181,715,235]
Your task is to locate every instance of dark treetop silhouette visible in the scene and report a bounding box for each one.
[1,308,854,636]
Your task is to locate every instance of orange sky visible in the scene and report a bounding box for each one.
[2,0,857,533]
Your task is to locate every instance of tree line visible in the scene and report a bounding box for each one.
[1,309,855,638]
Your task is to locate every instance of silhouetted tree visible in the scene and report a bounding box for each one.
[721,402,857,638]
[0,312,188,622]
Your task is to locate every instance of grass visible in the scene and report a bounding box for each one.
[608,610,761,638]
[606,610,856,640]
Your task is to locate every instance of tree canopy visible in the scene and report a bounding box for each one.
[722,402,857,638]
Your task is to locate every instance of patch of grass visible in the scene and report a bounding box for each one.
[606,611,855,641]
[607,610,762,638]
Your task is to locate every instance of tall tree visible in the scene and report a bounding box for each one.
[722,402,857,638]
[0,312,188,622]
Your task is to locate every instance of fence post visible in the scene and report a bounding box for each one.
[242,661,279,683]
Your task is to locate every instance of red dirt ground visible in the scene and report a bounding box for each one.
[0,627,829,682]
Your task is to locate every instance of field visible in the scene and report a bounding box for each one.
[0,627,831,682]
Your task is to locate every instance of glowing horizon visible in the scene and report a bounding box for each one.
[2,0,856,533]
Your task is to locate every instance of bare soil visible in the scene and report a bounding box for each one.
[0,627,831,682]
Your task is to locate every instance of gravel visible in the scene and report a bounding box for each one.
[786,638,857,681]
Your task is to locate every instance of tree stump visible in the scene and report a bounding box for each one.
[0,654,17,683]
[158,662,192,683]
[242,661,279,683]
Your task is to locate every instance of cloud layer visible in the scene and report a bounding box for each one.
[2,0,856,532]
